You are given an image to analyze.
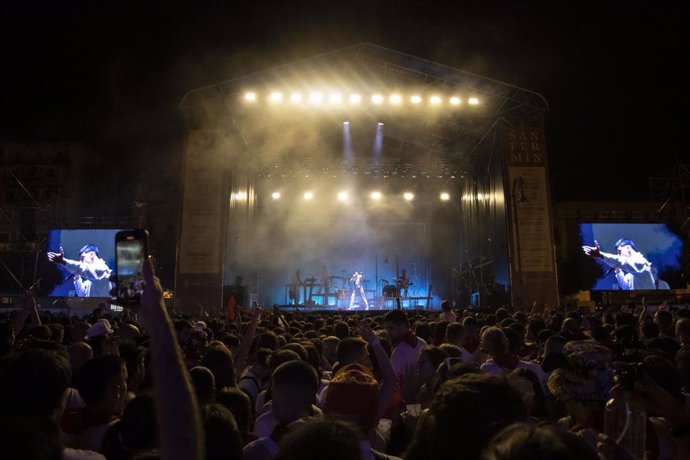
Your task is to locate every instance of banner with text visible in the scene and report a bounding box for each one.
[176,130,227,311]
[504,126,559,307]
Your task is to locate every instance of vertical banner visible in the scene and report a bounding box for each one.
[504,126,559,308]
[176,130,227,312]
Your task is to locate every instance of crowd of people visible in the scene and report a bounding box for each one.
[2,260,690,460]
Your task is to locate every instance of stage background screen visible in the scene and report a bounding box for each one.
[40,229,121,297]
[578,223,684,291]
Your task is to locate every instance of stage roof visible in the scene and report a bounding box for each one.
[180,43,549,181]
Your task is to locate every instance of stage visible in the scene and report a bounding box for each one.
[175,44,558,312]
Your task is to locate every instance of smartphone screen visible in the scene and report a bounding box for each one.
[116,230,148,305]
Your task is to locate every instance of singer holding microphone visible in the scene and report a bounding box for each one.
[582,238,655,290]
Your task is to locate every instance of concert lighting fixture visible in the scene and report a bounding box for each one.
[468,97,479,105]
[343,121,350,125]
[309,92,323,104]
[390,94,402,105]
[243,92,257,102]
[449,97,461,106]
[371,94,384,105]
[430,96,442,105]
[370,191,382,200]
[403,192,414,201]
[303,191,314,200]
[271,192,281,200]
[290,92,302,103]
[440,192,451,201]
[329,93,342,104]
[234,191,248,200]
[349,94,362,104]
[410,95,422,104]
[337,191,348,202]
[269,92,283,103]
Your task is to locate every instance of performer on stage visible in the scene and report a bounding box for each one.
[289,269,303,305]
[317,264,330,306]
[349,271,369,310]
[47,244,112,297]
[398,269,410,297]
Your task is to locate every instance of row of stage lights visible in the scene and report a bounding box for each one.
[232,191,452,202]
[242,91,480,107]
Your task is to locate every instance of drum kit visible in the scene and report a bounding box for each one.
[380,276,414,298]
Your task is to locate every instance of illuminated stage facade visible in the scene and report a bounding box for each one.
[176,44,557,312]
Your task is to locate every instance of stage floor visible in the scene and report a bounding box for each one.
[277,296,434,311]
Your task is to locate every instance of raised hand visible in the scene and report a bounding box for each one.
[582,240,602,258]
[47,246,65,264]
[357,320,378,344]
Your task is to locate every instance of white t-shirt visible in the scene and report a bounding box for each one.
[390,337,427,403]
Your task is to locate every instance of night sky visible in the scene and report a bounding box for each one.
[2,1,688,202]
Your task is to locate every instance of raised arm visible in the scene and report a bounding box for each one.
[233,305,262,377]
[358,321,397,417]
[140,258,202,460]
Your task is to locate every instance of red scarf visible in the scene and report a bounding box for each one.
[493,352,520,370]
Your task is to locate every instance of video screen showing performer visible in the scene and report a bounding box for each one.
[579,223,683,291]
[43,229,118,297]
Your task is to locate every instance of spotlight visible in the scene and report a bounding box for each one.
[377,122,384,126]
[309,92,323,104]
[403,192,414,201]
[337,191,348,202]
[271,192,281,200]
[349,94,362,104]
[290,92,302,103]
[243,92,257,102]
[329,93,342,104]
[370,191,382,201]
[410,95,422,104]
[303,191,314,200]
[343,121,350,125]
[234,191,247,200]
[449,97,461,106]
[430,96,442,105]
[468,97,479,105]
[440,192,450,201]
[371,94,384,105]
[390,94,402,105]
[269,92,283,103]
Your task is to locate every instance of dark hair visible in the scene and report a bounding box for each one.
[201,403,243,460]
[268,349,302,373]
[101,394,158,460]
[614,238,635,250]
[0,349,71,417]
[77,355,125,406]
[190,366,216,405]
[256,331,279,351]
[216,387,252,434]
[333,321,350,339]
[482,422,599,460]
[201,345,236,389]
[282,342,308,361]
[335,337,368,368]
[0,416,62,460]
[384,309,409,327]
[439,343,462,358]
[79,243,100,257]
[274,417,361,460]
[421,345,449,371]
[272,360,319,393]
[446,322,465,343]
[405,374,526,460]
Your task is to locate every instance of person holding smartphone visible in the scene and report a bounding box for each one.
[47,244,113,297]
